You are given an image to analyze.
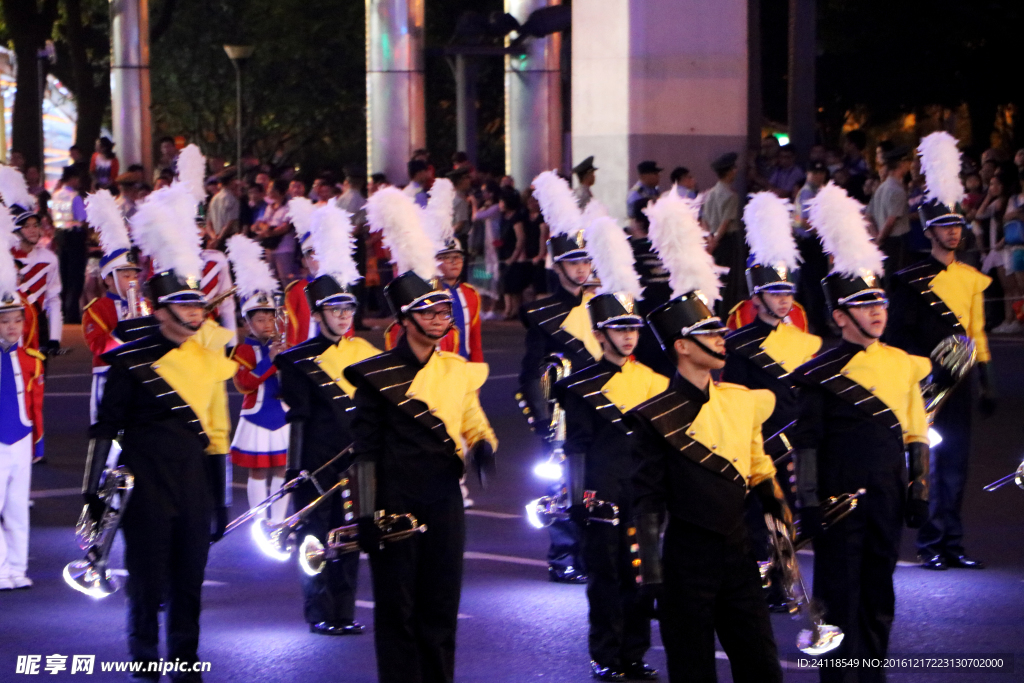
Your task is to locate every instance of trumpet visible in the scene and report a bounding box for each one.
[526,490,619,529]
[63,466,134,598]
[252,472,352,561]
[299,511,427,576]
[125,280,151,319]
[983,459,1024,492]
[763,514,845,655]
[274,294,288,345]
[923,334,978,422]
[204,286,238,314]
[794,489,865,550]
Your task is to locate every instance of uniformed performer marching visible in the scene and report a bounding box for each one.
[557,214,668,681]
[518,170,602,583]
[82,189,144,424]
[274,202,380,636]
[82,176,235,682]
[346,186,497,683]
[627,189,788,683]
[283,197,320,345]
[225,235,291,525]
[790,183,931,682]
[887,132,991,571]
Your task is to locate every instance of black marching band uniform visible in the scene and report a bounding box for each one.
[517,229,602,583]
[345,187,497,683]
[626,190,789,683]
[275,266,380,635]
[886,132,992,570]
[789,182,931,682]
[556,220,669,679]
[84,259,235,681]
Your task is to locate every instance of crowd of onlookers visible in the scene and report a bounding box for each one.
[10,129,1024,334]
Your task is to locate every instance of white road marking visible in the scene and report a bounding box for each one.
[465,509,522,520]
[356,599,471,619]
[46,392,92,397]
[30,487,82,499]
[463,551,548,568]
[489,373,518,381]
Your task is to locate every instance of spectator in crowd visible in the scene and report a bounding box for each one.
[875,140,895,182]
[498,187,528,319]
[980,159,998,191]
[469,180,502,319]
[254,171,272,194]
[962,172,985,221]
[796,160,828,228]
[252,179,297,285]
[842,129,869,201]
[67,145,90,187]
[368,172,389,196]
[670,166,697,199]
[450,168,473,240]
[627,161,662,233]
[287,178,307,202]
[499,175,516,189]
[867,146,912,281]
[1014,148,1024,178]
[522,188,548,299]
[403,159,430,208]
[572,156,597,209]
[154,136,178,182]
[905,154,933,262]
[24,166,44,197]
[241,182,267,236]
[314,172,337,205]
[825,147,844,176]
[50,167,88,324]
[452,151,474,173]
[808,143,827,163]
[9,150,26,172]
[338,166,368,218]
[154,168,174,190]
[982,166,1022,333]
[703,152,744,314]
[206,171,241,251]
[89,137,119,190]
[795,160,831,334]
[747,134,781,192]
[768,144,805,199]
[114,171,145,220]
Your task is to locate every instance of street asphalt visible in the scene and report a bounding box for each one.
[1,321,1022,682]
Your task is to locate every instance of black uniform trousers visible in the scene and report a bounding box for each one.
[120,447,212,670]
[369,487,465,683]
[813,468,903,683]
[660,517,782,683]
[292,477,359,624]
[582,516,650,668]
[917,378,972,559]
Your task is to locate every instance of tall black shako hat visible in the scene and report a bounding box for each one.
[532,170,589,262]
[806,182,887,312]
[742,191,800,295]
[304,202,362,312]
[0,165,39,229]
[129,144,209,306]
[643,190,726,349]
[917,131,967,230]
[584,214,644,328]
[366,186,451,318]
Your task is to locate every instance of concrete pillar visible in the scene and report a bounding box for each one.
[787,0,816,161]
[366,0,426,184]
[505,0,563,185]
[110,0,152,175]
[572,0,749,220]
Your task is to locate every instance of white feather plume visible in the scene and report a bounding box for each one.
[309,203,362,288]
[0,231,20,299]
[532,170,582,237]
[0,166,34,210]
[742,191,801,270]
[226,234,280,300]
[424,178,456,249]
[645,191,726,302]
[174,144,207,203]
[581,196,608,224]
[286,197,317,245]
[807,182,884,278]
[366,187,438,280]
[0,205,16,236]
[585,216,643,299]
[129,186,204,280]
[918,131,964,209]
[86,190,132,256]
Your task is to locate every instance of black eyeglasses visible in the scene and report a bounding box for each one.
[415,308,453,322]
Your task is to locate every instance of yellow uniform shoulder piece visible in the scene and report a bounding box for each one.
[82,297,100,312]
[193,319,235,350]
[842,343,929,444]
[407,353,495,455]
[284,279,302,293]
[25,347,46,362]
[560,293,603,361]
[604,360,669,413]
[761,322,822,371]
[713,382,777,424]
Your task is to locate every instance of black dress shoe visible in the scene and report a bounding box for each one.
[623,660,659,680]
[920,554,948,570]
[590,661,627,681]
[309,620,365,635]
[549,566,588,584]
[945,554,985,569]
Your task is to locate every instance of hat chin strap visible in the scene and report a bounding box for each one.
[407,314,452,342]
[687,334,727,362]
[319,312,348,340]
[756,292,786,321]
[842,306,882,341]
[597,328,632,360]
[556,261,590,288]
[164,305,203,333]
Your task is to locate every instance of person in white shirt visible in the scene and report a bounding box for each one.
[206,172,241,250]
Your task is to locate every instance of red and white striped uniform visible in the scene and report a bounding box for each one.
[11,246,63,348]
[201,249,237,345]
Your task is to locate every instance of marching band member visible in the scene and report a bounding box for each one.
[518,170,601,584]
[627,189,787,683]
[200,245,236,346]
[726,298,810,332]
[283,197,320,346]
[0,230,45,591]
[557,214,667,681]
[346,186,497,683]
[83,164,235,681]
[887,132,991,571]
[0,166,62,354]
[274,202,380,636]
[225,235,290,525]
[790,183,931,682]
[82,190,144,424]
[384,179,484,362]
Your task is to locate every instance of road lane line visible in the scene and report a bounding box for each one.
[466,509,522,519]
[463,551,548,568]
[30,487,82,499]
[356,599,471,619]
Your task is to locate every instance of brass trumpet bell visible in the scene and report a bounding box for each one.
[63,559,122,599]
[298,513,427,576]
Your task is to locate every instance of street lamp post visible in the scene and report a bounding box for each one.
[223,45,255,178]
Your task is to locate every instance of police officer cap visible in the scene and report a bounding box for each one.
[573,156,597,178]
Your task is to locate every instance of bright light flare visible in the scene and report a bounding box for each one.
[525,499,546,529]
[298,535,324,577]
[928,427,943,448]
[252,519,291,561]
[533,461,563,481]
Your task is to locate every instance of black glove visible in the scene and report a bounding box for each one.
[210,506,229,542]
[469,441,496,489]
[636,582,664,618]
[905,499,929,529]
[82,438,113,524]
[356,515,385,554]
[797,504,825,542]
[978,363,997,417]
[567,504,589,527]
[83,492,106,525]
[285,469,303,485]
[754,480,792,527]
[40,339,60,357]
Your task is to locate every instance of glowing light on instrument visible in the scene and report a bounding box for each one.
[928,427,943,448]
[533,460,563,481]
[252,519,291,561]
[298,535,324,577]
[525,499,546,529]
